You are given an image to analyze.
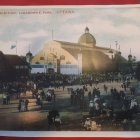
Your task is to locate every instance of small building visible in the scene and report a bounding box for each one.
[0,51,31,81]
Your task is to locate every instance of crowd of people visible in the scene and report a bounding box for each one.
[70,87,86,109]
[35,88,56,108]
[0,71,139,130]
[67,73,139,131]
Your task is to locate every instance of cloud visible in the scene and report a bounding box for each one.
[89,17,140,38]
[120,8,140,23]
[0,6,140,61]
[19,30,48,39]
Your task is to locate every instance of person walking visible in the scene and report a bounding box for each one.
[3,94,7,105]
[6,94,10,104]
[21,100,26,112]
[18,99,22,112]
[25,99,29,111]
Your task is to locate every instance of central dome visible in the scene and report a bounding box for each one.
[78,27,96,47]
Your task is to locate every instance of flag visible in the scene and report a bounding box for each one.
[11,45,16,49]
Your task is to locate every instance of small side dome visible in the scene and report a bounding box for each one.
[26,51,33,64]
[26,51,32,57]
[128,54,132,62]
[128,54,132,58]
[128,48,132,58]
[78,27,96,47]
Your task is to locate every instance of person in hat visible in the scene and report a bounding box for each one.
[84,118,91,131]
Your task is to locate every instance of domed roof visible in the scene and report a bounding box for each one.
[128,48,132,58]
[26,51,32,57]
[128,54,132,58]
[78,27,96,47]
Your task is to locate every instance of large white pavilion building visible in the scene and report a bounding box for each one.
[30,27,119,75]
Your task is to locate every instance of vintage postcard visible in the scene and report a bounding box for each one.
[0,5,140,137]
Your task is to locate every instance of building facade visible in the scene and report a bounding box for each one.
[0,51,30,80]
[31,27,120,75]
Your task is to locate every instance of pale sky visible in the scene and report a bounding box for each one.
[0,6,140,60]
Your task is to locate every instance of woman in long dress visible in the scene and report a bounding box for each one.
[21,100,25,112]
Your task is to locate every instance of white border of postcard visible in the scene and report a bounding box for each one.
[0,4,140,137]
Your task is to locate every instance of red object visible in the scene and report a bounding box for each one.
[0,0,140,140]
[0,0,139,5]
[0,137,140,140]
